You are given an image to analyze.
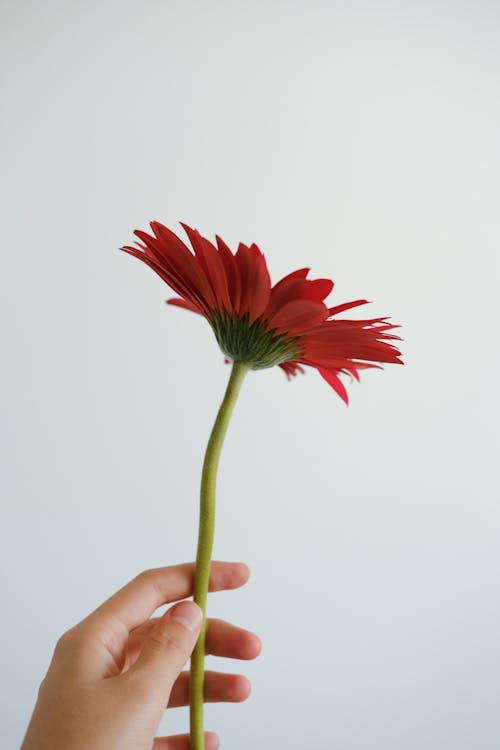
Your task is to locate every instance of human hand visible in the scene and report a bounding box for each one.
[21,561,260,750]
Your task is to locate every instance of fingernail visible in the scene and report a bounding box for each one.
[169,601,202,632]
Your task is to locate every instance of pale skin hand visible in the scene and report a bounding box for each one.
[21,562,261,750]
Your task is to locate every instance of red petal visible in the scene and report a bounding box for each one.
[122,245,191,297]
[235,243,271,324]
[167,297,204,315]
[328,299,369,316]
[304,278,334,302]
[263,277,309,321]
[275,268,310,284]
[264,273,332,322]
[317,368,349,403]
[149,222,192,257]
[268,300,328,334]
[180,223,233,315]
[216,235,242,312]
[132,226,210,311]
[299,319,403,367]
[122,244,211,316]
[279,361,306,380]
[234,243,251,318]
[148,222,217,310]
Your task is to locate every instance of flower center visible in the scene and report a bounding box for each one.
[210,312,301,369]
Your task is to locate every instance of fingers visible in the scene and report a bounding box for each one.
[124,618,261,671]
[168,669,251,707]
[123,600,202,704]
[205,618,262,660]
[153,732,219,750]
[86,561,249,636]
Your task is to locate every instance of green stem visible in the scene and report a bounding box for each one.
[190,360,248,750]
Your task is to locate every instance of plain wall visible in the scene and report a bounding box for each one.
[2,1,499,748]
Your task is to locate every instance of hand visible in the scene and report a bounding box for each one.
[21,561,261,750]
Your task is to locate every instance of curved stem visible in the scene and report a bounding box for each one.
[190,361,248,750]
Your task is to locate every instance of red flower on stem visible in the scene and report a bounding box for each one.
[121,220,403,750]
[122,221,402,402]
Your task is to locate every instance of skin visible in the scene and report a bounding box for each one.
[21,561,261,750]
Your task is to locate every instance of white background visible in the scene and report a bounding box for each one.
[2,1,499,748]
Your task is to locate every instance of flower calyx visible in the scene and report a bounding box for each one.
[210,312,301,370]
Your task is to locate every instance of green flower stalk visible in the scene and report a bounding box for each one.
[189,361,248,749]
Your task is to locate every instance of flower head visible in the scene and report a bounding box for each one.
[122,222,403,402]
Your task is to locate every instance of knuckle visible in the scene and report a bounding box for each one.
[54,628,77,653]
[135,568,163,595]
[136,568,155,583]
[54,624,91,663]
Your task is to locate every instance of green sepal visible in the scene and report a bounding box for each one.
[210,312,300,369]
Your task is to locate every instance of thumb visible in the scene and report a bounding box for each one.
[126,600,202,699]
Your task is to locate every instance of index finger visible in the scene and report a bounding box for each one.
[85,561,250,634]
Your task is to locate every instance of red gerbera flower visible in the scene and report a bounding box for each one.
[122,221,403,402]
